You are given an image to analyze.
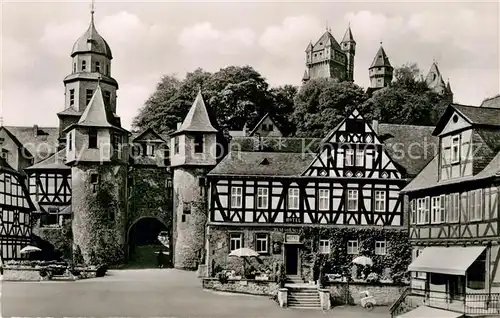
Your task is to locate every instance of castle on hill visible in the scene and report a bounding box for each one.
[302,25,454,101]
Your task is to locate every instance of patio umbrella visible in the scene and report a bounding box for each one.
[20,246,41,254]
[229,248,259,276]
[352,256,373,266]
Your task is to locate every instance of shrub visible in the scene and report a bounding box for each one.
[277,264,287,288]
[217,272,229,284]
[366,272,380,284]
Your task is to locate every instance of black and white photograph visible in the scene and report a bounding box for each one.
[0,0,499,317]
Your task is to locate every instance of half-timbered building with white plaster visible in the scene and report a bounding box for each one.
[395,103,500,317]
[0,157,36,260]
[205,109,437,281]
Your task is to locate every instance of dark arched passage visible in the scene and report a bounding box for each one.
[127,217,171,268]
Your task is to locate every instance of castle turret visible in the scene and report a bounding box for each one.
[171,91,218,269]
[64,82,129,265]
[57,9,118,148]
[425,62,453,102]
[340,24,356,82]
[303,28,348,82]
[369,44,393,89]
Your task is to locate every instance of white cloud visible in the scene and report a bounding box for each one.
[39,20,87,57]
[178,22,256,55]
[1,37,35,75]
[259,15,323,56]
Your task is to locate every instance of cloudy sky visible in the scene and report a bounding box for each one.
[1,1,499,130]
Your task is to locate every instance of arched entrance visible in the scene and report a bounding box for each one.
[127,217,171,268]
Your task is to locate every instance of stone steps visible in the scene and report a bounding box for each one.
[287,288,321,309]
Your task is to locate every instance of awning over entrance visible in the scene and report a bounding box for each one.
[397,305,462,318]
[408,246,486,275]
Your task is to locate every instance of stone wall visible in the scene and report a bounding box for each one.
[71,164,128,265]
[202,278,278,296]
[173,167,209,269]
[32,219,73,261]
[327,281,408,306]
[3,267,41,281]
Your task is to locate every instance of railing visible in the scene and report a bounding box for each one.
[389,287,417,318]
[392,288,500,316]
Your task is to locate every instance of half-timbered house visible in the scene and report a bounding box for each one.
[205,109,437,281]
[0,157,36,260]
[395,103,500,317]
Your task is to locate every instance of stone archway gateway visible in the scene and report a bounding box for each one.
[127,217,170,268]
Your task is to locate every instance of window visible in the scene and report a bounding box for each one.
[417,197,429,224]
[90,172,98,193]
[146,144,155,157]
[163,149,170,166]
[318,189,329,211]
[5,175,11,193]
[439,194,446,222]
[69,89,75,106]
[1,149,8,161]
[346,119,365,133]
[104,91,111,106]
[470,189,482,221]
[319,239,330,254]
[112,134,121,153]
[88,128,98,148]
[229,233,243,251]
[174,136,179,154]
[410,199,416,224]
[194,134,203,153]
[86,89,93,105]
[82,60,86,71]
[374,191,386,212]
[257,187,268,209]
[347,240,358,254]
[347,190,358,211]
[96,61,100,72]
[451,135,460,163]
[345,149,354,166]
[288,188,299,209]
[431,196,445,224]
[375,241,386,255]
[106,65,109,75]
[355,150,364,166]
[255,233,269,253]
[231,187,242,208]
[67,132,73,151]
[41,208,61,228]
[448,193,460,222]
[73,63,76,73]
[484,188,491,220]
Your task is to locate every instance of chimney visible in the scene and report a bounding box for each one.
[177,122,182,130]
[33,125,39,137]
[371,120,379,134]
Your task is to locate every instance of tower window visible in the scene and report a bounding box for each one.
[82,60,87,71]
[194,134,203,153]
[106,65,109,75]
[86,89,93,105]
[88,128,98,148]
[73,63,76,73]
[96,61,100,73]
[69,89,75,106]
[68,131,73,151]
[104,91,111,106]
[90,172,99,193]
[174,136,179,154]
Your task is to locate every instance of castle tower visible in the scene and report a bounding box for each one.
[369,44,393,89]
[57,9,118,147]
[171,91,218,270]
[340,24,356,82]
[425,62,453,102]
[303,28,348,83]
[64,82,130,265]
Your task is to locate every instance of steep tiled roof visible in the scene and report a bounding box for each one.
[132,128,168,143]
[3,126,59,163]
[378,124,438,177]
[480,95,500,109]
[0,156,21,176]
[370,46,392,69]
[230,137,321,153]
[208,151,314,177]
[453,104,500,127]
[25,149,69,171]
[312,31,342,51]
[77,85,121,129]
[175,91,217,134]
[341,26,355,43]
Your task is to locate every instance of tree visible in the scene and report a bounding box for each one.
[366,63,452,126]
[132,66,283,133]
[292,79,369,137]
